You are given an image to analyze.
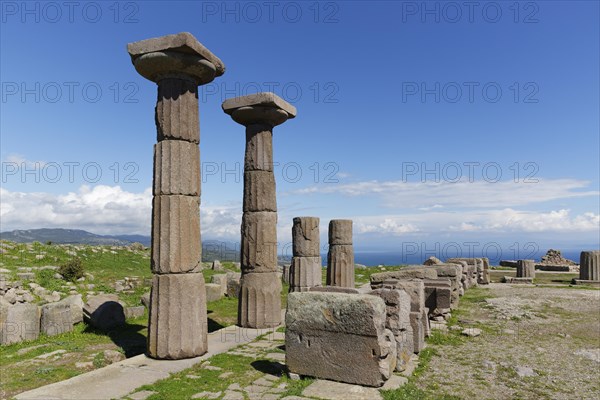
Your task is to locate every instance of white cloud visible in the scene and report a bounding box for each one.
[292,178,598,209]
[0,186,244,238]
[352,208,599,237]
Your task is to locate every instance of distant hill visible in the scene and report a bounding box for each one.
[0,228,295,263]
[0,228,150,246]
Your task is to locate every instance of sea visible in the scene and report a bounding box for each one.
[348,249,585,267]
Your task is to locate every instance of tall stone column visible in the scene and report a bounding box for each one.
[326,219,355,288]
[516,259,535,278]
[222,92,297,328]
[580,251,600,281]
[290,217,322,292]
[127,32,225,359]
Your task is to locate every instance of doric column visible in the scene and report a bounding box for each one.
[290,217,322,292]
[516,259,535,278]
[222,92,296,328]
[326,219,355,288]
[580,251,600,281]
[127,32,225,359]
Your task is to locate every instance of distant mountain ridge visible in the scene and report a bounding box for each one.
[0,228,151,246]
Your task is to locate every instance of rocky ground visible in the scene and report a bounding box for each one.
[412,284,600,400]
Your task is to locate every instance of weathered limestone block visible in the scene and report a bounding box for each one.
[517,260,536,278]
[84,294,125,332]
[381,279,425,314]
[57,294,83,324]
[0,303,40,345]
[286,292,396,387]
[238,272,282,328]
[243,171,277,212]
[580,251,600,281]
[211,273,228,296]
[423,280,452,312]
[481,257,491,284]
[289,256,322,291]
[148,273,207,359]
[241,211,278,272]
[423,256,443,265]
[410,311,425,353]
[205,283,223,302]
[292,217,320,257]
[370,267,438,288]
[226,272,241,298]
[328,219,353,245]
[370,288,413,371]
[502,276,534,284]
[154,140,200,195]
[310,286,359,294]
[151,195,201,274]
[41,302,72,336]
[326,244,355,288]
[423,307,431,337]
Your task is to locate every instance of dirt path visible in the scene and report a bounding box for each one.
[413,284,600,400]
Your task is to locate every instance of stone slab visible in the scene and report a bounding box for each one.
[286,292,395,387]
[14,325,273,400]
[302,379,383,400]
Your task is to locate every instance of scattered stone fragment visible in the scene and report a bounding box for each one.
[191,391,222,399]
[462,328,482,337]
[129,390,158,400]
[302,379,383,400]
[103,349,126,364]
[515,365,537,377]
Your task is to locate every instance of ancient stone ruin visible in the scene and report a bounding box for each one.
[285,292,396,387]
[289,217,322,292]
[222,92,296,328]
[573,250,600,287]
[326,219,355,288]
[128,32,225,359]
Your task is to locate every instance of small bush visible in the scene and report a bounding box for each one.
[58,257,85,281]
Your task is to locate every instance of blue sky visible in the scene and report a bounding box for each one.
[1,1,599,259]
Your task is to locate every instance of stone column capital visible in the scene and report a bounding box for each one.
[127,32,226,85]
[222,92,297,128]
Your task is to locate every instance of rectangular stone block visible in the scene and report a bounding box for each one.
[326,244,355,288]
[370,266,438,288]
[243,171,277,212]
[409,311,424,354]
[238,272,281,328]
[286,292,396,387]
[205,283,223,302]
[310,286,359,294]
[148,273,207,359]
[369,288,412,371]
[241,211,278,273]
[423,280,452,311]
[289,256,322,290]
[41,302,73,336]
[292,217,320,257]
[380,279,425,315]
[154,140,200,196]
[210,273,228,296]
[226,272,241,298]
[0,303,40,345]
[151,195,201,274]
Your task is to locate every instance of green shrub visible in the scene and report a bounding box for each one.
[58,257,85,281]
